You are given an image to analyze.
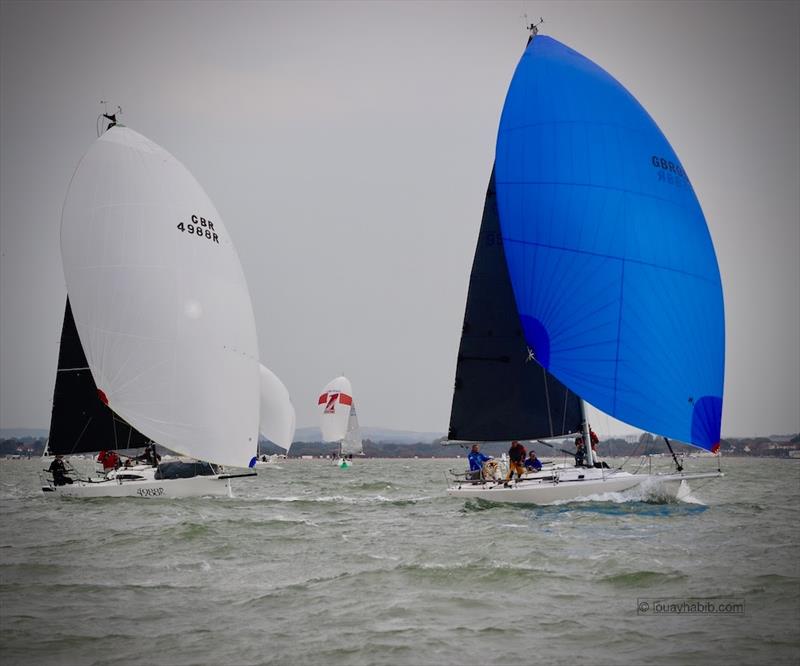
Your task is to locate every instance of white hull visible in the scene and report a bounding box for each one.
[447,466,722,505]
[42,463,236,498]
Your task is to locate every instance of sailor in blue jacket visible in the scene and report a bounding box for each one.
[467,443,492,478]
[524,450,543,472]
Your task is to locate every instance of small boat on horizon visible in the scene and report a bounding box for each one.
[317,376,363,468]
[251,363,296,468]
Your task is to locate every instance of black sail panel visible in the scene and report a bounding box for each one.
[448,168,583,441]
[47,298,151,455]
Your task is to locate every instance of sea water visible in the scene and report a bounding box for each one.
[1,457,798,666]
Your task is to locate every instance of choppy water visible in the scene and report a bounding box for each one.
[1,456,798,666]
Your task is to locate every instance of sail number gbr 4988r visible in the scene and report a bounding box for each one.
[177,215,219,244]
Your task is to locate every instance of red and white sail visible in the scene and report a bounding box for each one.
[318,376,354,442]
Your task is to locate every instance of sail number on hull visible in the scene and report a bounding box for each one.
[136,487,166,497]
[176,214,219,244]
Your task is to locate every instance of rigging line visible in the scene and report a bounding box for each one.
[562,386,575,435]
[663,436,684,472]
[69,416,94,455]
[617,438,645,472]
[535,439,574,457]
[542,366,554,436]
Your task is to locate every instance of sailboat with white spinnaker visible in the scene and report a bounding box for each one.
[42,113,260,498]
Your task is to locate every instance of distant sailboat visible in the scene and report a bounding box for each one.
[447,28,724,503]
[318,376,362,468]
[43,114,260,497]
[253,363,296,467]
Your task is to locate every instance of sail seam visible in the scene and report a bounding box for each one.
[612,259,626,415]
[503,237,718,285]
[496,179,691,210]
[500,119,660,137]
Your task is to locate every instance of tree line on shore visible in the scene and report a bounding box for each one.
[3,432,798,459]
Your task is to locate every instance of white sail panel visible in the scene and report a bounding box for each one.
[60,127,259,468]
[318,376,353,442]
[341,402,363,455]
[259,364,296,449]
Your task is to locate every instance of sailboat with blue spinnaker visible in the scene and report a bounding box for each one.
[447,27,725,504]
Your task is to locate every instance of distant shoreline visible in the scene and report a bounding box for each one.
[3,434,798,460]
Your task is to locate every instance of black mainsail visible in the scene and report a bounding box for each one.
[47,299,150,455]
[448,168,582,441]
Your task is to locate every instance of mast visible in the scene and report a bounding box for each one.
[527,17,544,43]
[579,399,595,468]
[97,101,122,136]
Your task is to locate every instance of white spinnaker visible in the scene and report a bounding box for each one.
[341,402,363,455]
[259,364,296,449]
[60,127,259,468]
[318,376,353,442]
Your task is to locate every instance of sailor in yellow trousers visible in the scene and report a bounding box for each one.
[505,441,527,486]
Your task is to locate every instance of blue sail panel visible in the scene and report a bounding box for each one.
[495,36,725,450]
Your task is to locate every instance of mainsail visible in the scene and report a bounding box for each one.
[48,298,151,455]
[493,36,725,451]
[341,403,363,455]
[449,167,583,441]
[60,126,260,468]
[258,363,296,449]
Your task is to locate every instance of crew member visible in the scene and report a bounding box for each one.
[48,455,73,486]
[467,444,492,480]
[524,450,543,472]
[506,440,527,484]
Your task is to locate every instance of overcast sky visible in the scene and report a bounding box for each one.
[1,0,798,439]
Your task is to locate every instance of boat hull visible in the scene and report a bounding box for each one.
[447,469,722,505]
[42,475,233,498]
[41,463,235,498]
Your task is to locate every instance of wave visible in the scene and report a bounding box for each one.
[345,481,396,491]
[252,494,428,507]
[462,495,707,517]
[551,478,705,506]
[600,570,688,587]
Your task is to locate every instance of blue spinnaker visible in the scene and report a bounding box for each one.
[495,36,724,450]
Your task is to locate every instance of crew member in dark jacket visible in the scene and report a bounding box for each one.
[48,455,73,486]
[506,440,527,483]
